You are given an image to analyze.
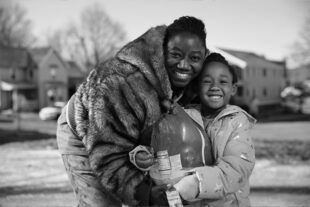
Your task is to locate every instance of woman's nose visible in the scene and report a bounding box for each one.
[177,58,190,70]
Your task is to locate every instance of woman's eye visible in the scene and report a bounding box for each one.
[191,56,201,62]
[170,52,181,58]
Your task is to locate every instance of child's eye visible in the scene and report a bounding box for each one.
[220,80,229,84]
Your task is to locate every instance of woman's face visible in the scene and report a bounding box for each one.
[165,32,206,89]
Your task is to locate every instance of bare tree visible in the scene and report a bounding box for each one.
[0,2,35,47]
[46,29,65,55]
[48,3,126,71]
[291,13,310,66]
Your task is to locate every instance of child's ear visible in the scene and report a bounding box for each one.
[231,84,238,96]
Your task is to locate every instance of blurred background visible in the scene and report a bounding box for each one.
[0,0,309,206]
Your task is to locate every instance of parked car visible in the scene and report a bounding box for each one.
[301,97,310,114]
[39,102,66,121]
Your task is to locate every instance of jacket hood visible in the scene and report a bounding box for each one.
[186,105,256,129]
[116,25,172,100]
[217,105,256,125]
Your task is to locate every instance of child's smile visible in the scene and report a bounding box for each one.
[199,62,237,112]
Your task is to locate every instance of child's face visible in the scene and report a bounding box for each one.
[199,62,237,111]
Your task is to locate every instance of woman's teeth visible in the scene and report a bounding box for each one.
[175,71,190,79]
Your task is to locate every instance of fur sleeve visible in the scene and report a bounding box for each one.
[73,25,171,205]
[75,63,162,206]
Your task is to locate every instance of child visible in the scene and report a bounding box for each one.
[131,53,256,207]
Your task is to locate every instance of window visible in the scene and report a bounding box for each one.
[50,68,56,79]
[10,68,15,80]
[49,64,58,68]
[263,68,267,77]
[24,89,37,100]
[29,70,33,79]
[49,64,58,79]
[263,88,267,96]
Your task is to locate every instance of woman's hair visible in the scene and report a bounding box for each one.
[202,52,238,84]
[163,16,207,50]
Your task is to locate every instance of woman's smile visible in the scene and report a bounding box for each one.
[172,69,192,80]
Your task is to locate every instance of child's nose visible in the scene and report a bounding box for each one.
[210,85,221,90]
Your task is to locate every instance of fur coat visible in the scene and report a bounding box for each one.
[73,25,173,205]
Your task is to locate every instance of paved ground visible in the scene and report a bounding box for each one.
[1,113,310,206]
[0,141,309,207]
[2,191,309,207]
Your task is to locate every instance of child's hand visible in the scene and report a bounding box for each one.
[174,174,199,201]
[135,148,154,169]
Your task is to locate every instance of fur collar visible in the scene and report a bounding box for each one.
[116,25,172,100]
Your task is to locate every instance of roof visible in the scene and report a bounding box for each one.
[208,46,247,69]
[29,47,51,64]
[0,47,31,68]
[30,47,71,72]
[220,48,284,69]
[66,61,86,78]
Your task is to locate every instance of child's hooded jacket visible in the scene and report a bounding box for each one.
[184,105,256,207]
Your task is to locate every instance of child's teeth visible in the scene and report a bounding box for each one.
[210,95,221,100]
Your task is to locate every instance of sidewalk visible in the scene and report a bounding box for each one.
[251,159,310,189]
[250,159,310,207]
[0,143,309,207]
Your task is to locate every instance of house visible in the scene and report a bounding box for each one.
[30,47,68,108]
[0,47,38,111]
[65,61,86,98]
[213,48,286,115]
[288,64,310,85]
[0,46,85,112]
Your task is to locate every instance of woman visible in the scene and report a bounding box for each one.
[57,16,208,206]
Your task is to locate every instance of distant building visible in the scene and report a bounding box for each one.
[30,47,68,108]
[0,47,38,111]
[213,48,286,115]
[288,64,310,85]
[65,61,86,98]
[0,46,86,112]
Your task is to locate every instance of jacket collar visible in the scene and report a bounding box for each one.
[186,105,256,128]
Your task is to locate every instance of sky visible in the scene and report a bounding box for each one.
[6,0,310,66]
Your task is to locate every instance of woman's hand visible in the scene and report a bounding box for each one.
[135,148,154,169]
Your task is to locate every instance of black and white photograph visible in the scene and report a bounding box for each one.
[0,0,310,206]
